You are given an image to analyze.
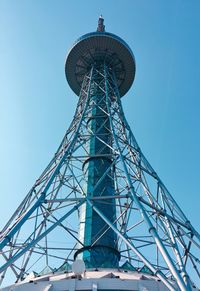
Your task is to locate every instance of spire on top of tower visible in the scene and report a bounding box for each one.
[97,15,105,32]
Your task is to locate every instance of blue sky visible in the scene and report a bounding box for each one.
[0,0,199,266]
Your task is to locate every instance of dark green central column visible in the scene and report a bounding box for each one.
[75,68,119,268]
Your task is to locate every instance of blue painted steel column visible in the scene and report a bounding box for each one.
[75,66,119,268]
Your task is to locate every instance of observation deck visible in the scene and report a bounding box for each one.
[65,16,136,97]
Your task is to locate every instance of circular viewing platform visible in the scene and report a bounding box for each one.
[65,31,136,97]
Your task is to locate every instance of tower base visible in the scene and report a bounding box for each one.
[1,269,198,291]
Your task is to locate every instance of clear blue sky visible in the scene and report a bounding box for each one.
[0,0,199,257]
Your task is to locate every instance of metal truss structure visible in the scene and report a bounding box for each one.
[0,18,200,291]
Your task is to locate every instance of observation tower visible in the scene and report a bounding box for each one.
[0,16,200,291]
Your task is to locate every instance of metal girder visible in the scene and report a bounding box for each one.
[0,63,199,291]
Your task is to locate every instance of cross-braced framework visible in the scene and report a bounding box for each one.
[0,63,200,291]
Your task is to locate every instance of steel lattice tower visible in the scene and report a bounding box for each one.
[0,17,200,291]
